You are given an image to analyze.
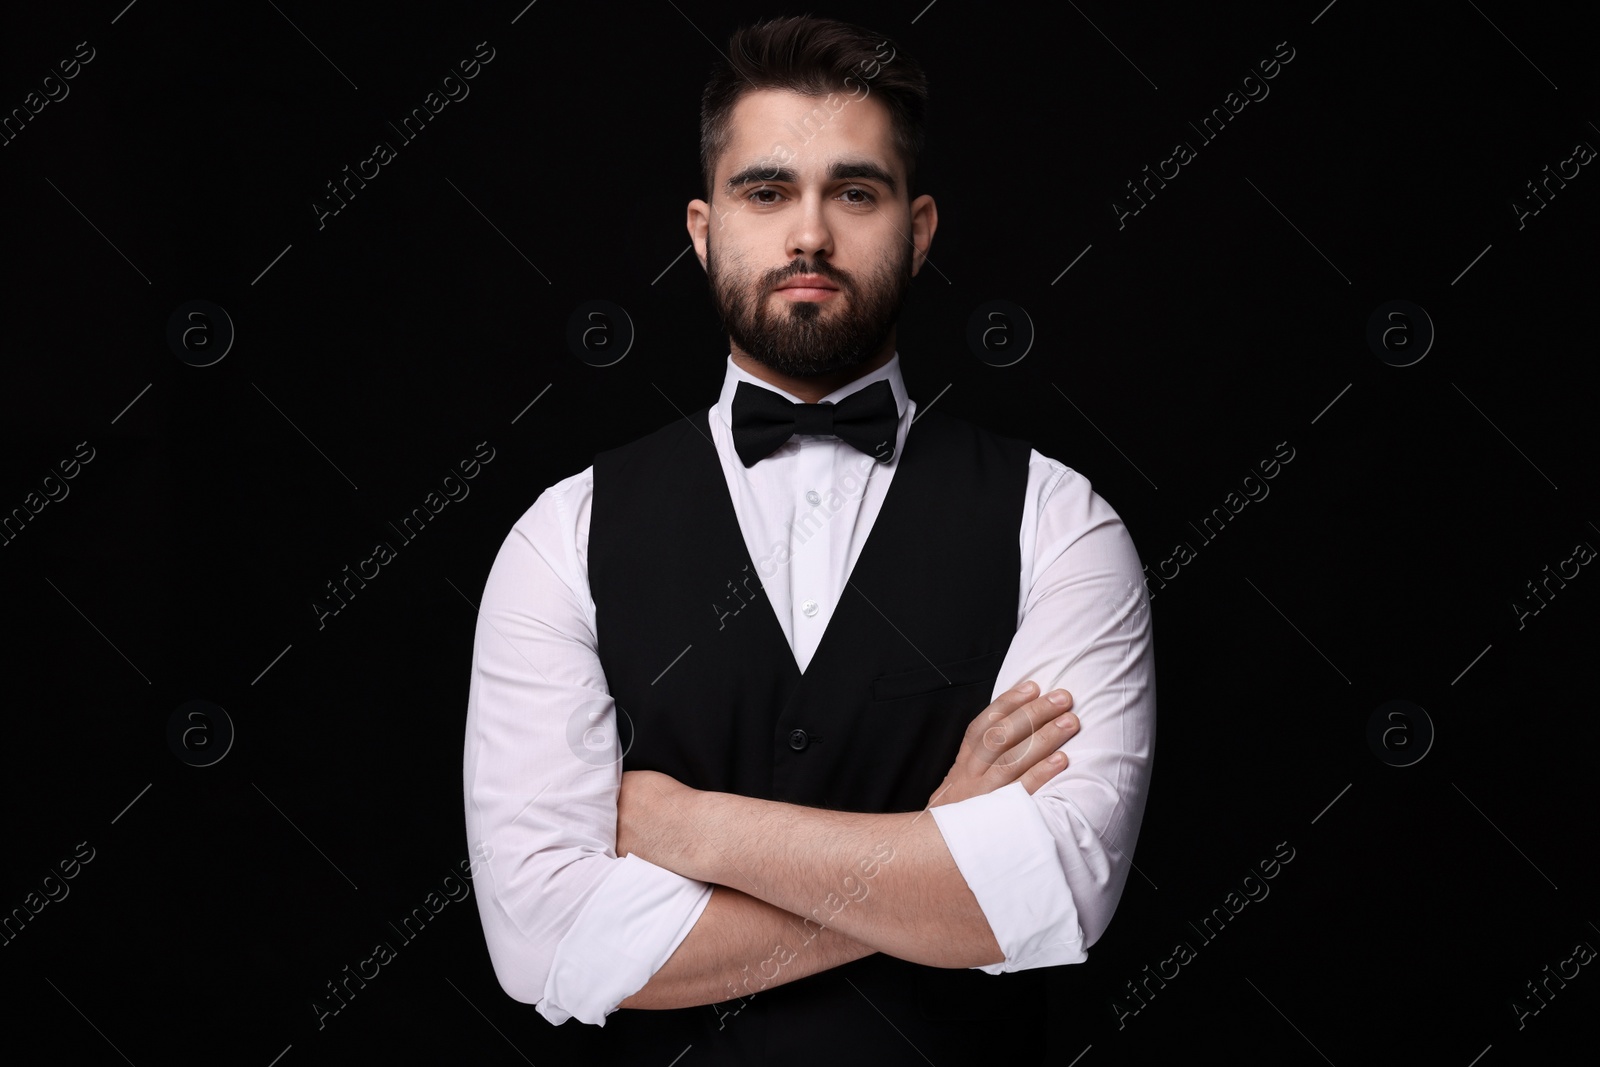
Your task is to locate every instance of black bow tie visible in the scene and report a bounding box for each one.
[730,379,899,468]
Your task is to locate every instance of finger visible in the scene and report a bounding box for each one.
[1017,749,1068,795]
[978,689,1075,766]
[966,681,1044,748]
[974,681,1042,726]
[993,706,1078,781]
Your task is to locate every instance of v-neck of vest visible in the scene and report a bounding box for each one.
[693,404,925,680]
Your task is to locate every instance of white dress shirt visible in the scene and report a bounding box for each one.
[462,353,1156,1026]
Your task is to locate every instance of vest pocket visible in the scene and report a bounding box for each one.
[868,648,1007,704]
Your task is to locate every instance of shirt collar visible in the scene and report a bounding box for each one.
[713,352,908,433]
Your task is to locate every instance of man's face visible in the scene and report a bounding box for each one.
[690,88,935,379]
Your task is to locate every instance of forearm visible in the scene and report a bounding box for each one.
[682,793,1003,969]
[618,884,878,1010]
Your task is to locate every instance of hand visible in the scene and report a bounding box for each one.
[616,769,699,869]
[925,682,1078,809]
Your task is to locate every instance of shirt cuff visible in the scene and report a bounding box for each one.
[928,780,1087,973]
[538,853,714,1025]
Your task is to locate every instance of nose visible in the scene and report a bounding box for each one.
[787,192,834,262]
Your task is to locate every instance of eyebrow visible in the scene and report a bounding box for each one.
[724,159,899,196]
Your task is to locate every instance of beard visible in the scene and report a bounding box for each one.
[706,235,915,378]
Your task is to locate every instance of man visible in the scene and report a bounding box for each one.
[462,15,1155,1064]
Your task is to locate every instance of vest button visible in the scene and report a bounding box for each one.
[788,728,809,750]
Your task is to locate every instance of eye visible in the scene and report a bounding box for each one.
[746,187,783,204]
[839,186,876,204]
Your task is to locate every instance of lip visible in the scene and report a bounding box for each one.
[775,275,839,292]
[775,286,839,301]
[774,275,841,302]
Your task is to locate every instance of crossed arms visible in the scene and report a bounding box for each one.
[614,682,1082,1009]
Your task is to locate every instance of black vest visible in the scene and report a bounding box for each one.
[576,403,1056,1065]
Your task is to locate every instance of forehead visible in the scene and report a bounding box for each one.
[719,88,899,180]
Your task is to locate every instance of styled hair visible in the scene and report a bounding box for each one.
[699,15,929,202]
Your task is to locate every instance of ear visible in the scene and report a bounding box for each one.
[687,199,713,272]
[908,194,938,277]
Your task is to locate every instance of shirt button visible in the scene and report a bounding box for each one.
[802,599,818,617]
[788,728,809,751]
[806,490,821,506]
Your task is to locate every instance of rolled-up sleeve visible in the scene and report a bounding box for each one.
[463,469,714,1024]
[929,454,1156,972]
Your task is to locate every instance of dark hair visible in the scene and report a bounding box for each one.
[699,16,928,202]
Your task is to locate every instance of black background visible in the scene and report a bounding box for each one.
[2,1,1595,1064]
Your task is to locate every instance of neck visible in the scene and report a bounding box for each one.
[730,342,895,404]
